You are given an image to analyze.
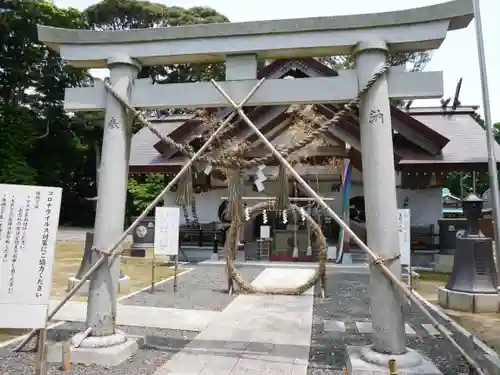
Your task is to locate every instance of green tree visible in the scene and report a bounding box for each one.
[82,0,229,217]
[84,0,228,85]
[0,0,100,224]
[494,122,500,144]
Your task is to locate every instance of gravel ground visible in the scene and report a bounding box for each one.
[121,265,265,311]
[308,271,473,375]
[0,322,197,375]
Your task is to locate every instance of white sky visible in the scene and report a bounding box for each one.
[53,0,499,122]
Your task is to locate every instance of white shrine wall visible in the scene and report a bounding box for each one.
[161,180,443,230]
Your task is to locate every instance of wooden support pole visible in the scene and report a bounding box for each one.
[388,359,398,375]
[150,249,156,293]
[35,327,48,375]
[173,255,179,293]
[61,341,71,371]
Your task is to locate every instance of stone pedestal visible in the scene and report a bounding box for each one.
[67,275,132,296]
[342,253,353,265]
[346,346,442,375]
[432,254,454,273]
[47,332,141,367]
[438,287,499,313]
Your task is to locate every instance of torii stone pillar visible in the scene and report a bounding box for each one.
[345,41,441,374]
[71,54,140,349]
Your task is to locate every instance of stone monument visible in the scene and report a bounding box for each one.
[37,0,473,372]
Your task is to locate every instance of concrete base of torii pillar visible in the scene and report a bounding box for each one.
[345,41,442,375]
[47,334,139,367]
[346,346,442,375]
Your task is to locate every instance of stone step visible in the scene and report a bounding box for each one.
[323,319,448,337]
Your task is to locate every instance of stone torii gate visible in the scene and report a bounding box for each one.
[36,1,473,373]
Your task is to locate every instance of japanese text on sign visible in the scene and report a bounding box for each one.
[0,184,62,329]
[397,209,411,266]
[154,207,180,256]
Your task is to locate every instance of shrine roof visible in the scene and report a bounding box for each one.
[397,109,500,171]
[128,57,496,174]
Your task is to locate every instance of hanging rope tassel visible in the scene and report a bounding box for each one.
[176,166,193,226]
[275,165,290,210]
[227,168,244,225]
[190,181,200,228]
[190,193,199,227]
[182,205,191,227]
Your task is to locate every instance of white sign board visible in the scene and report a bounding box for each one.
[154,207,180,256]
[327,246,337,260]
[0,184,62,329]
[397,209,411,266]
[260,225,270,239]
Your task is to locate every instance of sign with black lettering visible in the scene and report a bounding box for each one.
[0,184,62,329]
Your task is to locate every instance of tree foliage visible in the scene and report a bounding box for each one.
[0,0,229,226]
[84,0,227,85]
[0,1,97,224]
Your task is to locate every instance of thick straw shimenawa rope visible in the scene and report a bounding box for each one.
[224,201,326,295]
[103,62,391,171]
[101,62,390,297]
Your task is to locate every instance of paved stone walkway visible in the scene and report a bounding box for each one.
[154,267,315,375]
[48,300,219,331]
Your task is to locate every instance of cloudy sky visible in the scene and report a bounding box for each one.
[53,0,499,122]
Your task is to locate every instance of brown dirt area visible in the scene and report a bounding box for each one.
[413,271,500,353]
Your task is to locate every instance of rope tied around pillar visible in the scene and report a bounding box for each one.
[91,246,115,257]
[372,253,401,266]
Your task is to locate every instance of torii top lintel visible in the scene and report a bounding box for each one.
[37,0,473,69]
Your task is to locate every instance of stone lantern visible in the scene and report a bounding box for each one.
[438,192,499,312]
[67,197,130,295]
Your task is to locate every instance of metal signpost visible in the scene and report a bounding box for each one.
[472,0,500,285]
